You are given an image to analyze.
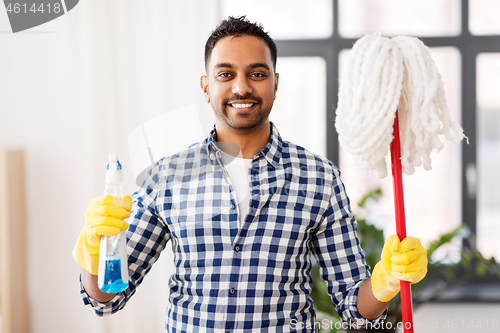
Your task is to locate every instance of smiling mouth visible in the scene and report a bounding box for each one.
[229,103,255,109]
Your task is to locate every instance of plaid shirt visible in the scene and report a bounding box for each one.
[81,123,386,332]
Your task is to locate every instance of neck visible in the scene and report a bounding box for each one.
[215,121,271,159]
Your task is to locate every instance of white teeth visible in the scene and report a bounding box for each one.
[231,103,254,108]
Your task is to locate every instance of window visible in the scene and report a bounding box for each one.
[339,0,461,38]
[476,53,500,259]
[271,57,327,157]
[220,0,333,40]
[469,0,500,35]
[219,0,500,260]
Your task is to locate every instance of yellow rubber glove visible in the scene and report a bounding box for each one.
[371,234,428,302]
[73,194,132,275]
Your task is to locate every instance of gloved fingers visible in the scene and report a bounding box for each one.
[391,257,427,275]
[394,237,425,254]
[388,235,402,253]
[391,237,428,284]
[122,195,132,208]
[381,234,401,262]
[86,203,131,220]
[91,224,128,238]
[106,194,132,211]
[87,215,129,234]
[391,246,427,266]
[86,194,132,222]
[92,194,132,211]
[390,237,427,270]
[391,263,427,283]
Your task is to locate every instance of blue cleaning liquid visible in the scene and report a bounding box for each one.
[100,258,129,293]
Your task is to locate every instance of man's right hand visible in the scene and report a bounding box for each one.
[73,194,132,275]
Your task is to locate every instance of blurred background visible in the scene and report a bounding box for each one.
[1,0,499,332]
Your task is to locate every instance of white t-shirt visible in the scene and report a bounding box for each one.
[220,150,252,227]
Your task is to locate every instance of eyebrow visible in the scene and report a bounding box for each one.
[214,62,233,69]
[214,62,270,71]
[249,63,270,71]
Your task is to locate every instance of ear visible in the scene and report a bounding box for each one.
[273,73,279,100]
[200,75,210,103]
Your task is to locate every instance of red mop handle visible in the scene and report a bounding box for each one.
[390,110,414,333]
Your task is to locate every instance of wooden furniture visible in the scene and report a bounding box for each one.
[0,149,30,333]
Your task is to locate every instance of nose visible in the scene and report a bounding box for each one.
[231,75,253,96]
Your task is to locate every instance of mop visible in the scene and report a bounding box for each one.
[335,33,465,332]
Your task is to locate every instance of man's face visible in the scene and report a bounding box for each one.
[201,35,279,133]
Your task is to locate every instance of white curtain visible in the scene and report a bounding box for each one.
[0,1,219,332]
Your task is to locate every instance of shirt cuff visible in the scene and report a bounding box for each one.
[341,279,388,329]
[79,275,126,316]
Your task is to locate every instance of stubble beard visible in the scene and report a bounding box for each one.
[215,95,272,132]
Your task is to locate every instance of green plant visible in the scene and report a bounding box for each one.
[414,230,500,305]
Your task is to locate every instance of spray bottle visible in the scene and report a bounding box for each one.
[98,153,129,293]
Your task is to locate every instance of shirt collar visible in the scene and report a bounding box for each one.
[206,122,283,169]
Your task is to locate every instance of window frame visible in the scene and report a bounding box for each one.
[274,0,500,252]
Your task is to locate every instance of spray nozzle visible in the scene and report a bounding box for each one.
[106,153,123,184]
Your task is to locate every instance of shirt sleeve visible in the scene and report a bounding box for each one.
[310,168,387,329]
[80,169,171,316]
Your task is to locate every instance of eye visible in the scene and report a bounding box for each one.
[217,72,232,79]
[250,72,267,79]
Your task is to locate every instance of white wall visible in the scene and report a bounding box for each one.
[0,1,218,332]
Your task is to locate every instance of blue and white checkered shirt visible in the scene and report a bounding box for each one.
[81,123,386,332]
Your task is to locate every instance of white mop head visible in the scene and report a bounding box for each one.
[335,33,465,178]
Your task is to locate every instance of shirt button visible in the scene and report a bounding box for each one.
[230,288,235,294]
[235,246,240,252]
[231,204,235,210]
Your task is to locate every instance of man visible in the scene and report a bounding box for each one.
[73,16,427,332]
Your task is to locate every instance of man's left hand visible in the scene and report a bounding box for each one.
[371,235,428,302]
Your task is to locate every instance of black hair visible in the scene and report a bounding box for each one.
[204,16,277,71]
